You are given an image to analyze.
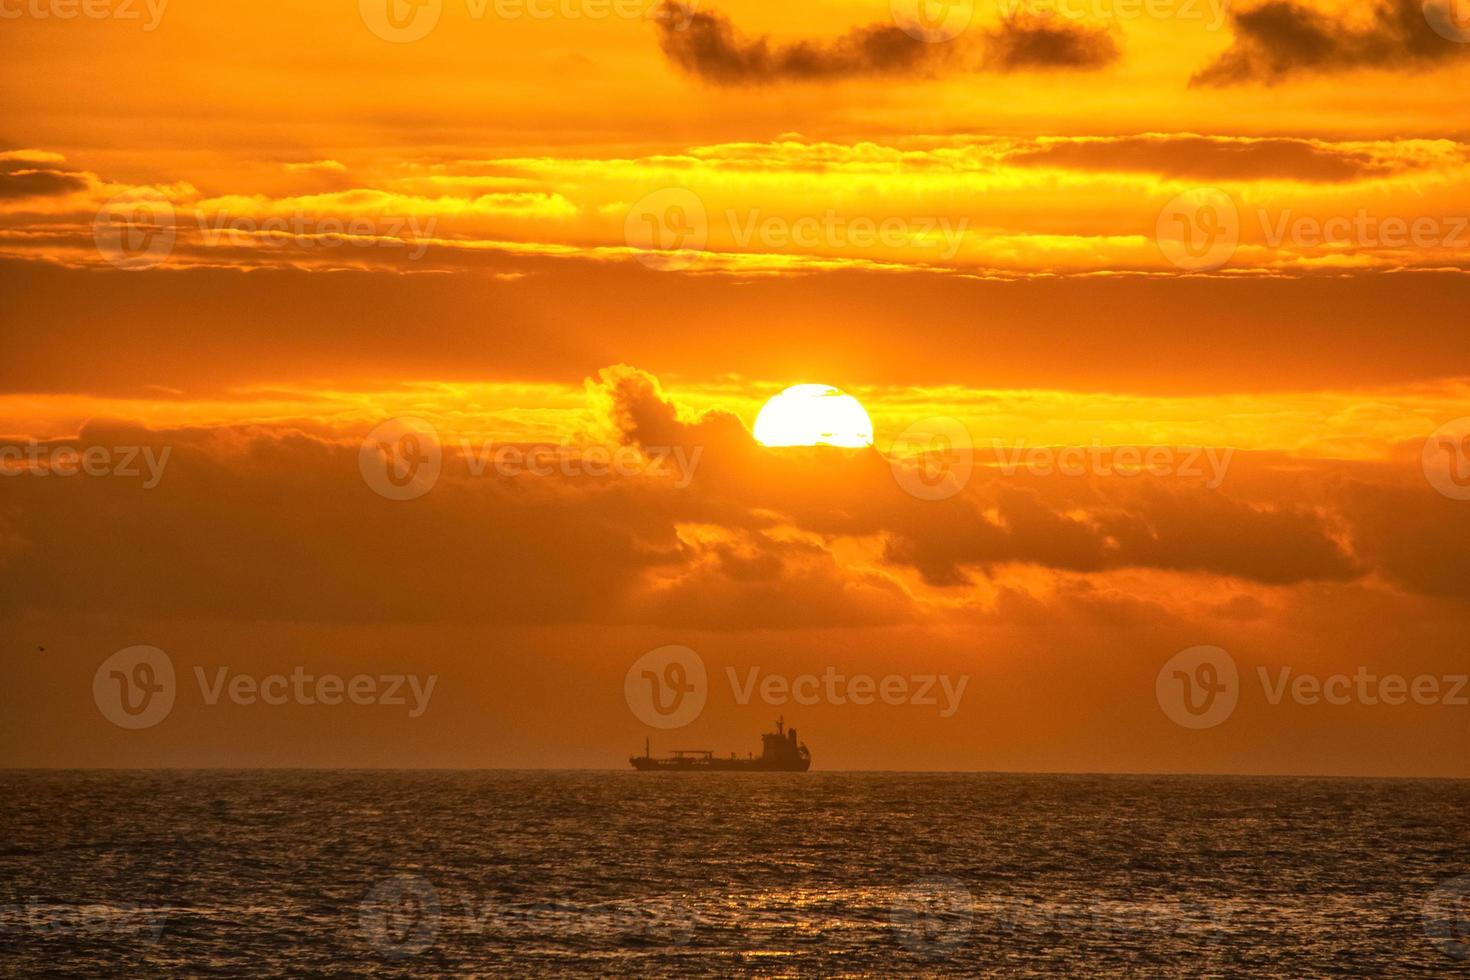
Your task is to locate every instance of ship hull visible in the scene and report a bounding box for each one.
[630,756,811,772]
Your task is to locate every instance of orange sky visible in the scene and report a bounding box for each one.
[3,0,1469,773]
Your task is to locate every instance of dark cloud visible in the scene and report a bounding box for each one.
[654,3,1116,85]
[982,12,1120,71]
[1006,135,1412,183]
[1341,480,1470,599]
[1192,0,1470,86]
[0,169,87,200]
[5,369,1467,638]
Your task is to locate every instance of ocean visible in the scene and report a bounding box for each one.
[2,771,1467,975]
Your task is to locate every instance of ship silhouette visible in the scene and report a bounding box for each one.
[630,716,812,772]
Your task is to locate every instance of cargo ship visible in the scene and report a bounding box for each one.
[630,717,811,772]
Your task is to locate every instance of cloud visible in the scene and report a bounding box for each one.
[1192,0,1470,86]
[982,12,1120,71]
[654,4,1117,85]
[0,149,69,168]
[1004,135,1421,183]
[0,169,88,200]
[4,366,1470,641]
[655,5,949,84]
[283,160,349,174]
[4,139,1469,279]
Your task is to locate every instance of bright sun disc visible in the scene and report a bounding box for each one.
[753,384,874,448]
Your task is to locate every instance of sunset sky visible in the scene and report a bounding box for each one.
[3,0,1469,774]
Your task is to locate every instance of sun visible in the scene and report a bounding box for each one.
[753,384,875,448]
